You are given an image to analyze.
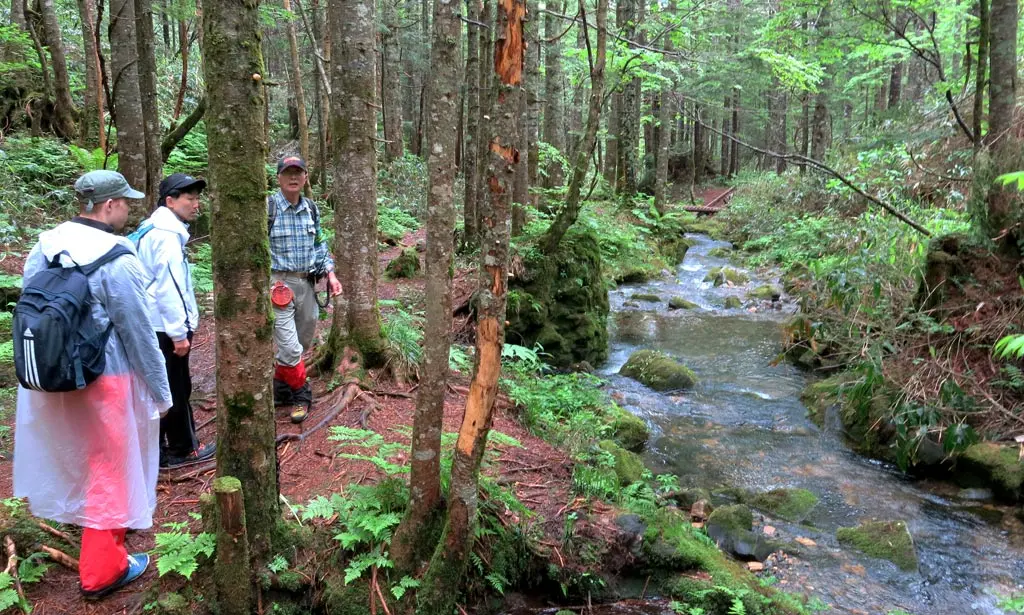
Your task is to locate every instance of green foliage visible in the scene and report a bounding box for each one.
[190,243,213,294]
[328,426,409,476]
[378,206,420,244]
[379,299,423,377]
[448,344,473,373]
[67,145,117,172]
[164,122,209,176]
[998,594,1024,613]
[995,171,1024,191]
[152,522,215,579]
[994,335,1024,360]
[504,371,614,452]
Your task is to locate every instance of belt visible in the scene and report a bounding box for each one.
[272,270,307,276]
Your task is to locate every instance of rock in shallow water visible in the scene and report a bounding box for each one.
[619,350,698,391]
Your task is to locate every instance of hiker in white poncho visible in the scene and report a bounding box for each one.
[13,171,171,599]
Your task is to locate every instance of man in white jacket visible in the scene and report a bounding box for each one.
[14,170,171,598]
[134,173,214,469]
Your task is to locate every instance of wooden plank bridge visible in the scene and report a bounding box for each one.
[682,187,735,214]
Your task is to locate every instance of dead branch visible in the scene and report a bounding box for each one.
[39,545,78,570]
[36,521,74,545]
[276,383,361,445]
[4,536,24,603]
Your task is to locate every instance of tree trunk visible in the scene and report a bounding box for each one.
[109,0,147,213]
[972,0,989,152]
[382,0,404,162]
[541,0,606,255]
[986,0,1016,147]
[77,0,104,149]
[771,87,787,174]
[328,0,384,365]
[463,0,480,247]
[729,89,739,176]
[213,477,252,614]
[390,0,461,571]
[524,0,540,195]
[616,0,640,198]
[888,62,903,109]
[135,0,162,210]
[692,103,702,184]
[653,6,673,215]
[284,0,311,166]
[542,0,565,189]
[719,95,729,177]
[202,0,279,561]
[39,0,77,139]
[799,92,809,174]
[416,0,523,607]
[172,20,189,119]
[810,89,829,161]
[162,97,206,161]
[512,0,536,234]
[11,0,26,28]
[471,0,494,248]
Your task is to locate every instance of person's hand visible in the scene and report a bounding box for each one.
[173,338,191,357]
[328,272,343,297]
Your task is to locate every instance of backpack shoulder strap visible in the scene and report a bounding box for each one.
[267,196,278,231]
[79,244,133,276]
[127,222,155,247]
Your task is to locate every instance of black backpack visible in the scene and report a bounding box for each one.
[13,245,132,392]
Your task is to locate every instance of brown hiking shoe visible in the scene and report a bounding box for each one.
[289,405,308,423]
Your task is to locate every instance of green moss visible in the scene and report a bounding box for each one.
[958,443,1024,502]
[155,592,190,615]
[384,247,420,279]
[630,293,662,302]
[609,406,650,452]
[0,340,13,387]
[706,504,753,535]
[322,574,372,615]
[749,488,818,522]
[619,349,698,391]
[660,237,696,266]
[597,440,645,485]
[686,219,727,238]
[614,268,652,284]
[747,284,782,301]
[668,296,699,310]
[707,246,733,258]
[705,267,750,287]
[836,520,917,571]
[800,373,852,427]
[724,297,743,309]
[0,311,11,338]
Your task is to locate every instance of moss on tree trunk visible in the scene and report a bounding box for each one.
[202,0,279,561]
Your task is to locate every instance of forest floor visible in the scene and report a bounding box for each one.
[0,227,639,615]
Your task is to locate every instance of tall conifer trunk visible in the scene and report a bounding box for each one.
[463,0,481,247]
[135,0,162,209]
[541,0,565,189]
[390,0,461,571]
[328,0,384,364]
[382,0,404,162]
[39,0,77,139]
[983,0,1019,247]
[202,0,278,562]
[77,0,104,149]
[416,0,524,607]
[972,0,989,153]
[284,0,311,166]
[109,0,148,214]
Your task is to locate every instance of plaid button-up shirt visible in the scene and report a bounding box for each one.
[267,190,334,274]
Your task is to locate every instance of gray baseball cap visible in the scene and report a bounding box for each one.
[74,170,145,209]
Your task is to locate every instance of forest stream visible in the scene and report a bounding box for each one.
[598,235,1024,615]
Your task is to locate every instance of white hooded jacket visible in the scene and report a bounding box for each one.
[135,206,200,340]
[13,219,172,530]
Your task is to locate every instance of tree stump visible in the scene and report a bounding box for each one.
[213,477,252,615]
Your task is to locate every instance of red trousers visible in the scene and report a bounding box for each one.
[80,528,128,591]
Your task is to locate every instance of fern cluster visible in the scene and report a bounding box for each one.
[153,521,215,579]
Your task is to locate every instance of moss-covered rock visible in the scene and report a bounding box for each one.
[800,374,851,427]
[668,296,699,310]
[609,406,650,452]
[686,219,726,238]
[619,349,698,391]
[748,488,818,522]
[836,520,917,571]
[956,443,1024,502]
[747,284,782,301]
[614,268,652,284]
[660,237,696,266]
[706,504,753,536]
[705,504,780,561]
[665,487,712,509]
[506,229,609,368]
[631,293,662,303]
[705,267,749,287]
[707,246,733,258]
[155,593,190,615]
[598,440,645,485]
[384,247,420,279]
[724,296,743,309]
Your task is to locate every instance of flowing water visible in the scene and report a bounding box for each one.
[598,234,1024,615]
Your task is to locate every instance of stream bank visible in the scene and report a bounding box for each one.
[602,233,1024,615]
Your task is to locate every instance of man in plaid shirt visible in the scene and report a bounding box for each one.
[269,156,342,423]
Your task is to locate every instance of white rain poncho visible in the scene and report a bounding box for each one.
[13,220,172,530]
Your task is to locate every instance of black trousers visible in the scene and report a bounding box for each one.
[157,332,198,457]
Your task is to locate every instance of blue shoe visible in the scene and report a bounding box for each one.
[80,553,150,599]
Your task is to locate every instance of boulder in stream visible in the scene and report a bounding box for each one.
[597,440,645,485]
[668,296,698,310]
[609,406,650,452]
[749,488,819,523]
[704,267,749,287]
[705,504,780,561]
[630,293,662,303]
[746,284,783,301]
[723,296,743,309]
[619,350,697,391]
[956,443,1024,502]
[836,520,917,571]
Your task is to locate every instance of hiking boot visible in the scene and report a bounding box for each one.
[289,405,309,424]
[81,553,150,599]
[160,442,216,469]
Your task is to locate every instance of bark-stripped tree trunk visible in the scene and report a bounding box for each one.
[390,0,461,571]
[135,0,162,210]
[541,0,565,189]
[77,0,104,149]
[283,0,311,167]
[202,0,278,562]
[328,0,384,365]
[172,20,189,120]
[382,0,404,162]
[416,0,523,607]
[109,0,148,212]
[972,0,989,153]
[540,0,606,254]
[39,0,77,139]
[463,0,481,247]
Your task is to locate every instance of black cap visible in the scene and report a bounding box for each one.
[158,173,207,204]
[277,155,308,173]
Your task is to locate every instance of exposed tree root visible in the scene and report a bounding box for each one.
[276,383,361,445]
[39,545,78,570]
